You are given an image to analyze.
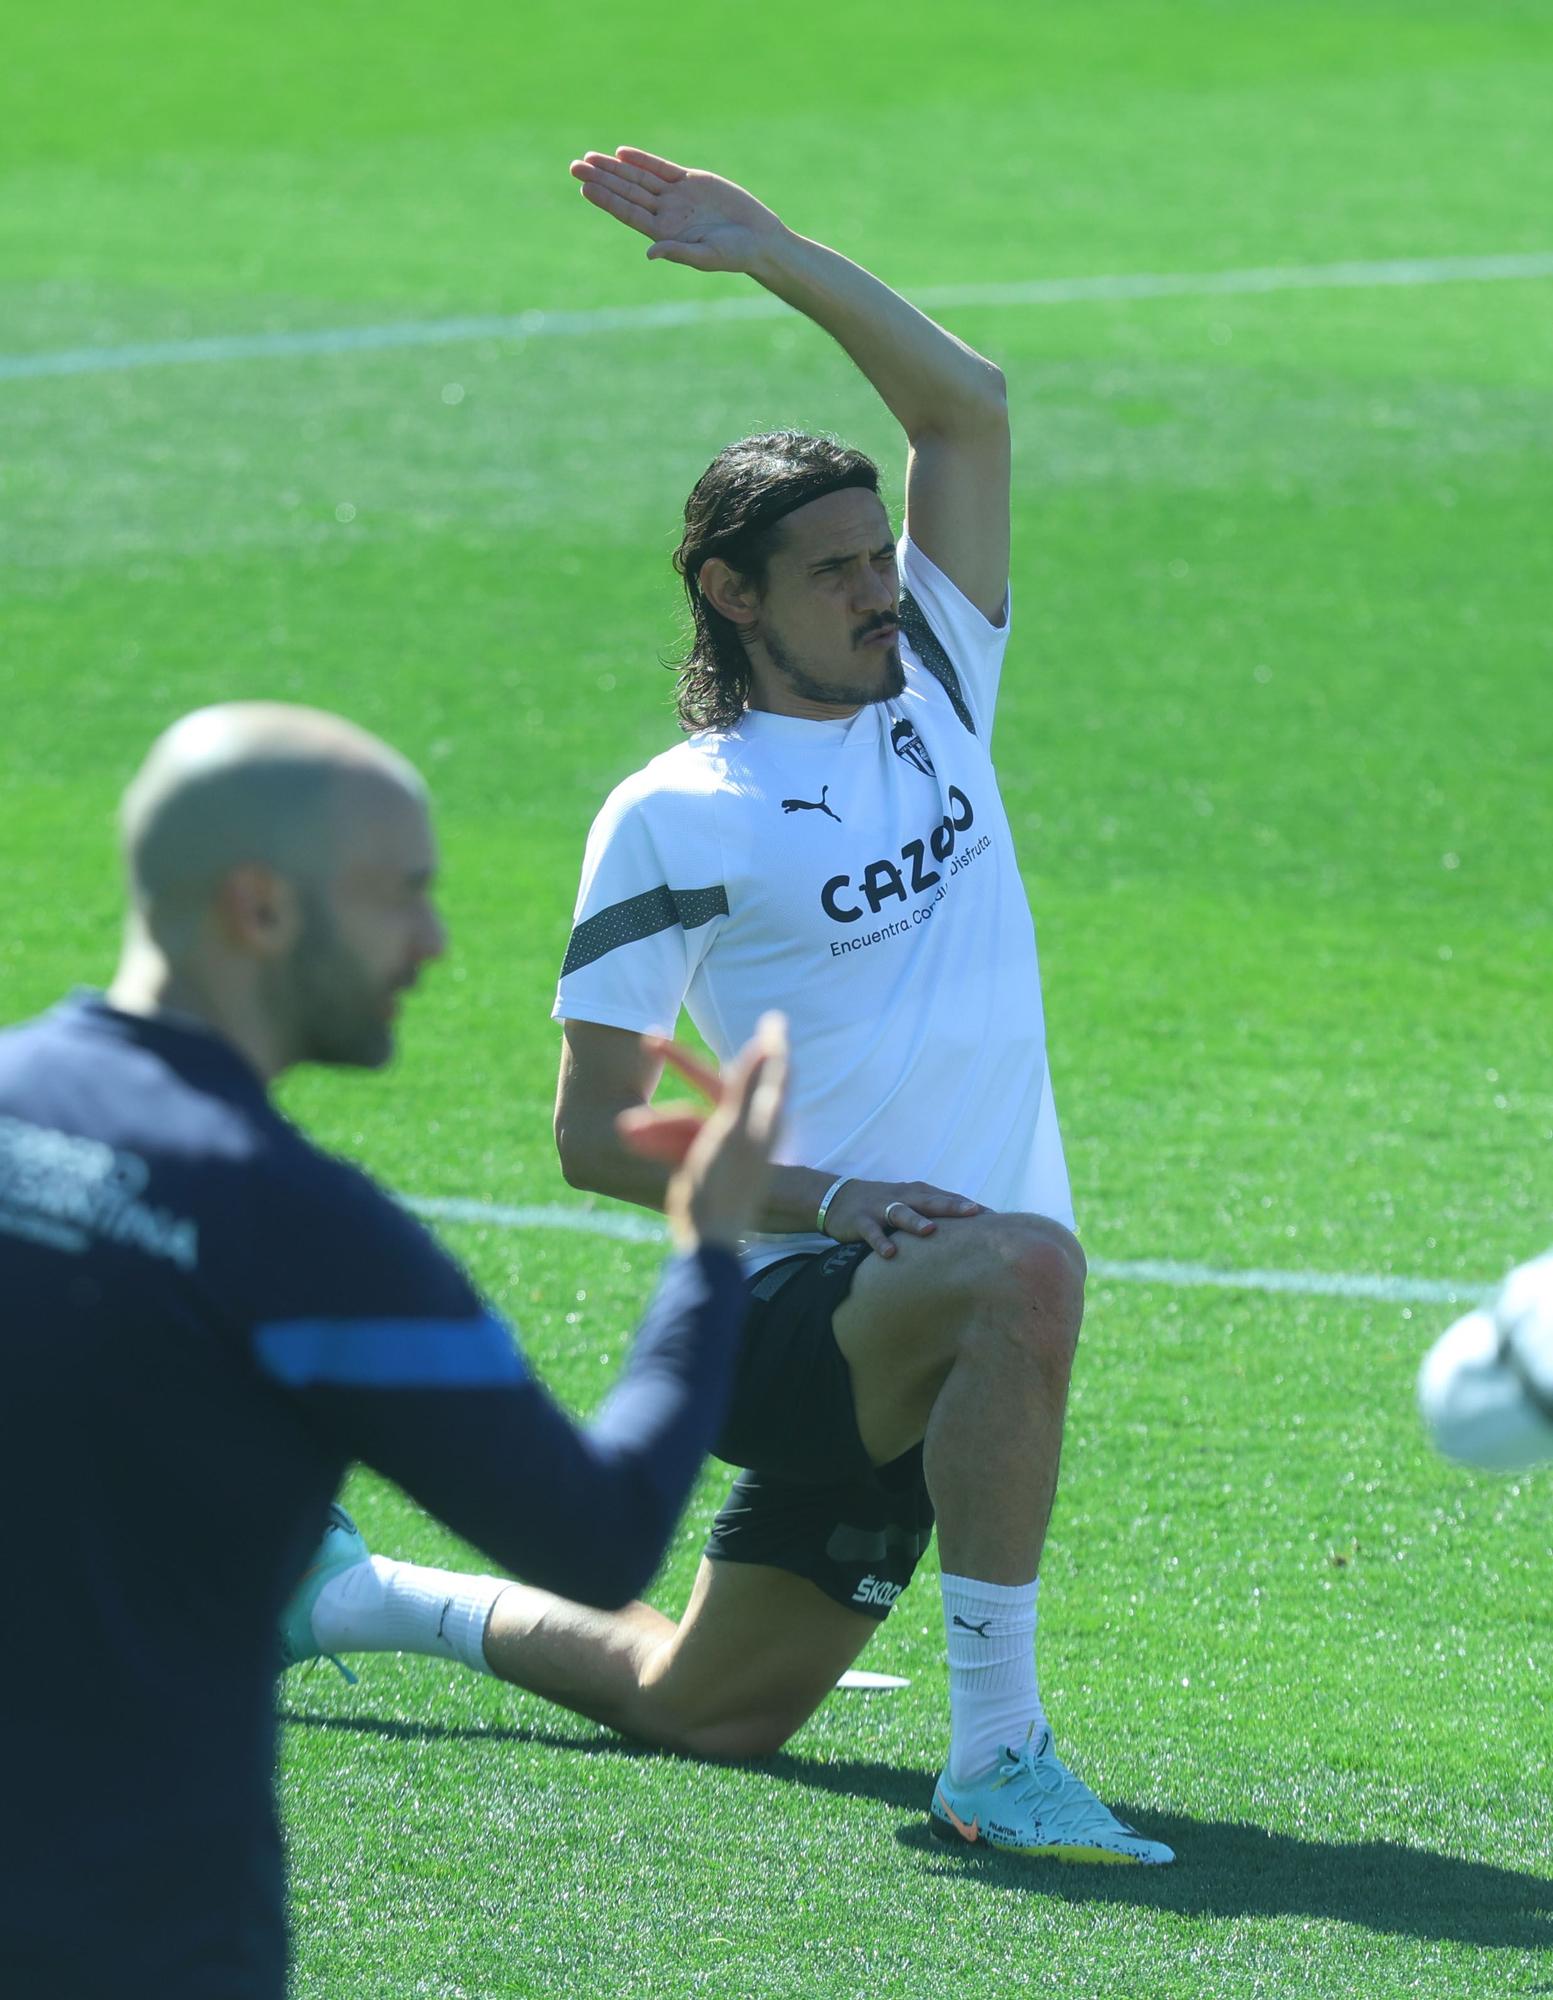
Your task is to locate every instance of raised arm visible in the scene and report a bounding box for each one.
[571,147,1011,622]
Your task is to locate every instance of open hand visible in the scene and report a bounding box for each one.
[569,147,787,274]
[822,1178,987,1260]
[617,1015,789,1251]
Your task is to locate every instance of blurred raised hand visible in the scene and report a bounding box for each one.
[569,147,788,274]
[617,1013,789,1251]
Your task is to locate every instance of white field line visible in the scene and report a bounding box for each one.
[4,250,1552,385]
[404,1195,1485,1308]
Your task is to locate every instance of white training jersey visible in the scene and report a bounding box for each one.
[553,536,1072,1273]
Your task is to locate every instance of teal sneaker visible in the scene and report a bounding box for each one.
[278,1503,369,1684]
[931,1727,1175,1865]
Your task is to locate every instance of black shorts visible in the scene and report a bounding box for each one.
[703,1243,935,1621]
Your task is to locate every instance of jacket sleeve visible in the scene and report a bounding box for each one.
[250,1167,747,1605]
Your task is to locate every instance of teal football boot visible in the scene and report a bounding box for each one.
[278,1502,369,1685]
[931,1726,1175,1865]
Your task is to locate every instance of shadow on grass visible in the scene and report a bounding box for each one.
[282,1708,1551,1951]
[769,1755,1553,1952]
[890,1810,1552,1953]
[282,1704,617,1753]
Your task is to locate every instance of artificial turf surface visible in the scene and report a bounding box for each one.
[3,2,1551,1994]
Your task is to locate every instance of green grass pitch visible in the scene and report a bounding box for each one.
[3,2,1551,1994]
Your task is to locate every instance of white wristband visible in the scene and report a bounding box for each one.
[815,1175,852,1237]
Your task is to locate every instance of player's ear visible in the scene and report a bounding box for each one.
[215,864,302,958]
[698,557,759,628]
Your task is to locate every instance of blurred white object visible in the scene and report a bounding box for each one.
[1419,1251,1553,1471]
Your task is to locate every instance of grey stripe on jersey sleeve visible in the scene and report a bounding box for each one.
[561,884,730,976]
[897,590,977,736]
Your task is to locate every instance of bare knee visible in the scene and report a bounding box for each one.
[670,1710,804,1761]
[634,1633,811,1761]
[964,1213,1086,1362]
[638,1669,808,1759]
[998,1213,1086,1304]
[838,1211,1085,1456]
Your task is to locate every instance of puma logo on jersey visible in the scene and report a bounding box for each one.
[782,786,841,823]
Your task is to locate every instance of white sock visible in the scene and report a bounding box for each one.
[941,1572,1044,1785]
[311,1555,511,1676]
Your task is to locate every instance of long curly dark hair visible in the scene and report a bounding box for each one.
[670,432,881,732]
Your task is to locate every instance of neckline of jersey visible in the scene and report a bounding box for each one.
[59,989,271,1106]
[738,702,890,744]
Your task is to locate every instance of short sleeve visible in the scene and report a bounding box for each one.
[897,537,1013,739]
[553,775,727,1037]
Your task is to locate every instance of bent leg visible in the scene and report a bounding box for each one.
[482,1556,877,1759]
[833,1211,1085,1585]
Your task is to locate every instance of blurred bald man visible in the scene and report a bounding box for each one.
[0,704,785,2000]
[116,702,440,1071]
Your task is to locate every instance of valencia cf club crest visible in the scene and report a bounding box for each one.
[891,718,935,776]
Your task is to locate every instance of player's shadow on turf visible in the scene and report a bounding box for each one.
[283,1715,1549,1953]
[889,1798,1552,1951]
[281,1706,641,1752]
[737,1751,1550,1949]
